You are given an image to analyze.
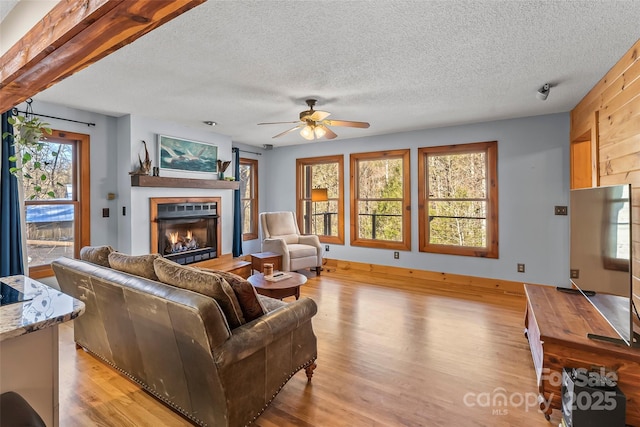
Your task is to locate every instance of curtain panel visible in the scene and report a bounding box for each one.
[232,147,242,257]
[0,111,25,276]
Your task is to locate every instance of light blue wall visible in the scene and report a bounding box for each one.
[122,114,234,255]
[28,100,570,286]
[258,113,571,286]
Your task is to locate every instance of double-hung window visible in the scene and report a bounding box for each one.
[418,141,498,258]
[350,149,411,250]
[296,155,344,244]
[23,129,91,277]
[239,158,258,240]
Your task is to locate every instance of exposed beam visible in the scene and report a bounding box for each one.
[0,0,206,113]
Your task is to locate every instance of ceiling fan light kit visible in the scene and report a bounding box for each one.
[258,99,370,141]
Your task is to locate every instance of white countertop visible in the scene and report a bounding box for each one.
[0,275,85,342]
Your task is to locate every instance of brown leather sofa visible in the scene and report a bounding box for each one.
[52,254,318,427]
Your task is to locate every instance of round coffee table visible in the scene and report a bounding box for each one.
[247,272,307,300]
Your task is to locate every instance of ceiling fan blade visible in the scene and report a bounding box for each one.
[321,125,337,140]
[323,119,370,128]
[309,110,331,121]
[272,125,303,139]
[258,120,301,125]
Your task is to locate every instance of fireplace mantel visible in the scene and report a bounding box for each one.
[132,175,240,190]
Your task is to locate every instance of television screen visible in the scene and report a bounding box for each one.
[570,184,636,346]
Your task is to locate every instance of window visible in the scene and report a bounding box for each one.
[418,141,498,258]
[296,155,344,244]
[239,158,258,240]
[350,149,410,250]
[24,129,91,278]
[602,184,630,271]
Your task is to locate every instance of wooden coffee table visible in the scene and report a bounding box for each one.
[247,272,307,300]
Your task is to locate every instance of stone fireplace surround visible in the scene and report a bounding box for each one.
[150,197,222,265]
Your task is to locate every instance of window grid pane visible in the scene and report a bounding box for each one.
[25,203,76,267]
[427,151,486,199]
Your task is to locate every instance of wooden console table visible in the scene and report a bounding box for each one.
[524,284,640,425]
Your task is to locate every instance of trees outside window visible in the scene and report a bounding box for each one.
[418,141,498,258]
[350,149,410,250]
[296,155,344,244]
[239,158,258,240]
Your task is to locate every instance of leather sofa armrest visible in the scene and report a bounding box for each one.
[213,297,317,366]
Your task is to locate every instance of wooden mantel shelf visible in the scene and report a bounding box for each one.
[131,175,240,190]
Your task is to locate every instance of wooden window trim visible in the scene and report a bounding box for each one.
[350,149,411,250]
[418,141,498,258]
[29,130,91,278]
[296,155,345,244]
[240,158,259,241]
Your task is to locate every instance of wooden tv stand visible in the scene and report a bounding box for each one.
[524,284,640,425]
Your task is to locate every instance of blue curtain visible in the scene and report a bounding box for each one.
[1,110,24,276]
[232,147,243,257]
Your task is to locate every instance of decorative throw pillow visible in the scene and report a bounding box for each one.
[79,245,114,267]
[108,252,160,281]
[211,270,266,322]
[153,257,246,329]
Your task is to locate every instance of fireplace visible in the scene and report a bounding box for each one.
[150,197,221,265]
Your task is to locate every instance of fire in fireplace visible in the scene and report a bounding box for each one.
[155,201,218,265]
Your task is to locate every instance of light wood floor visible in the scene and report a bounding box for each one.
[58,268,562,426]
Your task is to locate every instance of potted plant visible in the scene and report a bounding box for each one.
[2,113,58,199]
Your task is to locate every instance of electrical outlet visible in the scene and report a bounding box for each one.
[517,263,525,273]
[325,245,329,252]
[394,251,399,259]
[102,208,109,218]
[554,206,568,215]
[570,269,579,279]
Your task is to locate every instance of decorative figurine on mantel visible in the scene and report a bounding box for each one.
[130,140,152,175]
[217,159,231,180]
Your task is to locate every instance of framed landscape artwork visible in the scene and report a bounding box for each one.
[157,135,218,174]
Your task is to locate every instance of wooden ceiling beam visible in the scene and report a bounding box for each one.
[0,0,206,113]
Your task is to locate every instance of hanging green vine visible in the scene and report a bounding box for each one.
[2,113,59,199]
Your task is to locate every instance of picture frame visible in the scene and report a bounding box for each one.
[157,135,218,174]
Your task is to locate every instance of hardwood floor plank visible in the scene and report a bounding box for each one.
[58,268,559,426]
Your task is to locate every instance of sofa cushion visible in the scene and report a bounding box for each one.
[209,270,266,322]
[108,252,160,281]
[154,257,245,329]
[79,245,114,267]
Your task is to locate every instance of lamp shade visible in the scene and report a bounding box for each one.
[311,188,329,202]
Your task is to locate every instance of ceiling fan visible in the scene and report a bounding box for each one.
[258,99,370,140]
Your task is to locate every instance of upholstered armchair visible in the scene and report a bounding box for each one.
[259,211,324,274]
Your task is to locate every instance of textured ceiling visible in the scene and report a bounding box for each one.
[0,0,19,22]
[27,0,640,147]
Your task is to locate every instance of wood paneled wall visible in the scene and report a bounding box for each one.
[571,38,640,304]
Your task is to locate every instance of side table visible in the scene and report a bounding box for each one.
[251,252,282,274]
[247,272,307,300]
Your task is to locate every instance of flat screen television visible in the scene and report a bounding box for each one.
[570,184,638,346]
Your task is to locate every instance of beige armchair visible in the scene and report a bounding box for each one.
[259,211,324,274]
